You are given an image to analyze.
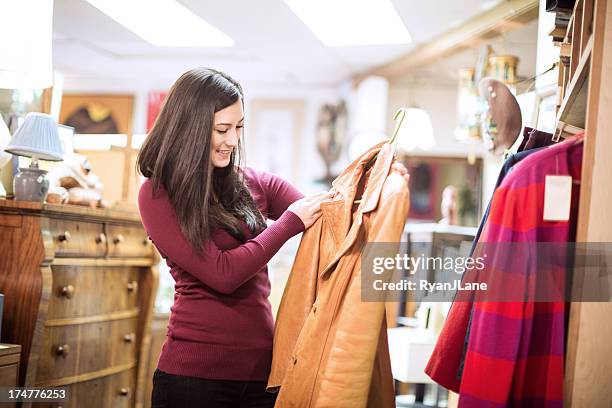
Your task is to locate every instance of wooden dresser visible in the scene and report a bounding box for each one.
[0,200,159,408]
[0,344,21,408]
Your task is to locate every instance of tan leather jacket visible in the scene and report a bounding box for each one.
[268,142,410,407]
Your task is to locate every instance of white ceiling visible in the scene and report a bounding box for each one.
[396,18,540,86]
[52,0,509,89]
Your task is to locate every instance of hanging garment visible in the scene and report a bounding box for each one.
[438,145,547,389]
[452,128,555,382]
[517,127,555,152]
[426,136,583,407]
[469,146,546,255]
[268,142,410,408]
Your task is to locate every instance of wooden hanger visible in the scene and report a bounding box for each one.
[553,121,584,142]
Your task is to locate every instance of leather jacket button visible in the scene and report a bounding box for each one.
[292,356,297,365]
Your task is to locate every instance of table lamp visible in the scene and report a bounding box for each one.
[4,112,64,201]
[395,107,436,152]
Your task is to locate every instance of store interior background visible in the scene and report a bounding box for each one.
[0,0,582,407]
[38,0,551,313]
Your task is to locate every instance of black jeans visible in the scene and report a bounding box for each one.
[151,369,278,408]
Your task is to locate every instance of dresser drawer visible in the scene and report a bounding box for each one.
[73,375,107,408]
[76,321,115,375]
[39,369,136,408]
[107,224,153,258]
[78,318,138,375]
[49,219,106,257]
[37,325,80,384]
[49,266,104,319]
[49,266,141,320]
[107,369,136,408]
[0,364,18,389]
[38,317,139,384]
[35,383,78,408]
[110,318,139,367]
[103,267,141,313]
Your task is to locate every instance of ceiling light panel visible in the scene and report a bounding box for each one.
[85,0,234,47]
[283,0,411,46]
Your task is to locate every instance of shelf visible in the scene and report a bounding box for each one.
[555,122,584,138]
[556,34,593,129]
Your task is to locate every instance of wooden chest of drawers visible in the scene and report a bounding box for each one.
[0,200,158,408]
[0,344,21,408]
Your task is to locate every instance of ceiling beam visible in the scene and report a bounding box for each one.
[354,0,539,82]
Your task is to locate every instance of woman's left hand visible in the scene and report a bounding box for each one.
[392,162,410,185]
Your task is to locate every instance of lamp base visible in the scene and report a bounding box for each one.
[13,166,49,202]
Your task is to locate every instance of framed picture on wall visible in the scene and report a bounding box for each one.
[59,94,134,135]
[248,100,305,183]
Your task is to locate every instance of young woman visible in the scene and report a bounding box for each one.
[137,68,331,407]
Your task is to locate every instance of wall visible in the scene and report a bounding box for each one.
[61,75,337,193]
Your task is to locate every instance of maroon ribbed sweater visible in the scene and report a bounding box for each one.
[138,167,304,381]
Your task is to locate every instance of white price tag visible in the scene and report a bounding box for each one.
[543,175,572,221]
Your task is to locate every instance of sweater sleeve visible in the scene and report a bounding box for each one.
[138,181,305,294]
[258,170,304,221]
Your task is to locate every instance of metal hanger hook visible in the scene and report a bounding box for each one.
[390,108,407,145]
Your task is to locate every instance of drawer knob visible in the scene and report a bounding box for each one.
[60,285,75,299]
[113,234,125,244]
[119,388,130,397]
[123,333,135,343]
[55,344,70,357]
[95,232,107,244]
[127,281,138,293]
[58,231,71,242]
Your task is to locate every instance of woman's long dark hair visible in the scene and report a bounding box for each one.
[137,68,266,251]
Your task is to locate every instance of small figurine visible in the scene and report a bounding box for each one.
[47,153,105,208]
[439,185,458,226]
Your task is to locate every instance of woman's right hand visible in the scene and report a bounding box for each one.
[287,191,334,229]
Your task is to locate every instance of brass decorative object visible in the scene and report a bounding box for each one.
[487,55,520,84]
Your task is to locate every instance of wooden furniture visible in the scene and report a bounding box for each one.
[0,200,158,408]
[0,344,21,408]
[142,313,169,408]
[552,0,612,406]
[555,0,596,137]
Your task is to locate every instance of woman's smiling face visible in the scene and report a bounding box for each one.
[210,100,244,168]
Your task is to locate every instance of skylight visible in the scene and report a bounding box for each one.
[283,0,411,46]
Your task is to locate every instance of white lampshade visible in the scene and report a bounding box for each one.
[395,108,435,152]
[5,112,64,161]
[0,115,12,167]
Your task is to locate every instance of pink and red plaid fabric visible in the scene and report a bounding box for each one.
[426,136,583,407]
